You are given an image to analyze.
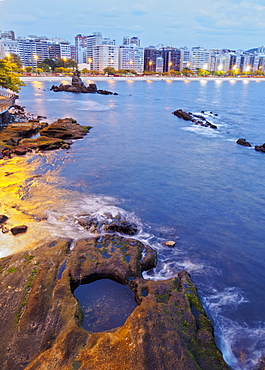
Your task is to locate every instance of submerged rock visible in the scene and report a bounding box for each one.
[0,235,228,370]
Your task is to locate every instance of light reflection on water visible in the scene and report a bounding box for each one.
[0,153,70,257]
[3,78,265,369]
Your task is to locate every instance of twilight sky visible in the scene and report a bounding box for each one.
[0,0,264,50]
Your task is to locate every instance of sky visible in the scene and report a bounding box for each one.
[0,0,265,50]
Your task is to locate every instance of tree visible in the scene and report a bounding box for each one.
[55,58,77,70]
[38,62,51,72]
[81,68,89,74]
[169,70,181,76]
[103,67,116,75]
[213,71,225,76]
[197,69,210,76]
[25,66,33,73]
[35,68,44,75]
[181,68,194,76]
[0,58,25,92]
[42,58,56,71]
[254,70,264,76]
[5,54,23,68]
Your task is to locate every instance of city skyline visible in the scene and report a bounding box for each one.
[0,0,265,50]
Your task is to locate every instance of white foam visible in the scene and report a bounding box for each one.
[41,194,143,240]
[75,100,110,111]
[181,126,220,137]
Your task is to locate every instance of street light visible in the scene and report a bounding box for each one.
[62,57,67,68]
[148,60,153,72]
[169,61,173,72]
[33,54,39,70]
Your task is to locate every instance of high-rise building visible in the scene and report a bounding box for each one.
[0,39,19,59]
[180,47,191,70]
[144,47,161,72]
[119,45,144,73]
[17,38,49,67]
[160,47,181,72]
[191,46,210,70]
[86,32,102,69]
[75,34,87,64]
[0,30,15,40]
[123,36,140,47]
[93,44,119,72]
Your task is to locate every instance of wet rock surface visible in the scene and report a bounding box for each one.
[0,234,228,370]
[0,117,92,158]
[255,143,265,153]
[173,109,218,129]
[237,138,252,147]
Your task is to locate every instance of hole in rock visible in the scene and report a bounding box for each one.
[74,279,138,332]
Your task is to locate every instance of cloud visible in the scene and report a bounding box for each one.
[127,24,145,33]
[132,2,148,16]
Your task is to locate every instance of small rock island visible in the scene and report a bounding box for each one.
[50,70,117,95]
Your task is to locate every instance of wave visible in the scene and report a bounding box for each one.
[181,126,221,137]
[201,287,265,369]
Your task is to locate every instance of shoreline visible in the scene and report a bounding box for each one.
[21,75,265,82]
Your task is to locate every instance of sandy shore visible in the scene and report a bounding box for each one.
[21,75,265,82]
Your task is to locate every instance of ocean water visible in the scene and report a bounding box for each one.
[4,77,265,369]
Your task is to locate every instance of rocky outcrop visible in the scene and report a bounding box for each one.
[51,83,98,94]
[0,233,228,370]
[77,212,138,236]
[173,109,217,129]
[255,143,265,153]
[0,118,92,158]
[50,71,117,95]
[237,138,252,147]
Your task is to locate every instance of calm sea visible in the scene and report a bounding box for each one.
[12,78,265,369]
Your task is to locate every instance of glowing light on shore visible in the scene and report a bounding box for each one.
[215,80,222,85]
[200,80,207,86]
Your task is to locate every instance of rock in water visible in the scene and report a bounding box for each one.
[255,143,265,153]
[10,225,28,235]
[237,138,252,147]
[0,215,8,224]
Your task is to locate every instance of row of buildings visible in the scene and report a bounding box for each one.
[1,30,265,74]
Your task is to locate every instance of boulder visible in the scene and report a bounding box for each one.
[237,138,252,147]
[39,118,91,140]
[0,236,229,370]
[255,144,265,153]
[173,109,193,121]
[164,240,176,247]
[10,225,28,235]
[0,215,8,224]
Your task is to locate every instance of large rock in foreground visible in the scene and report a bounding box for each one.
[0,118,92,158]
[0,235,228,370]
